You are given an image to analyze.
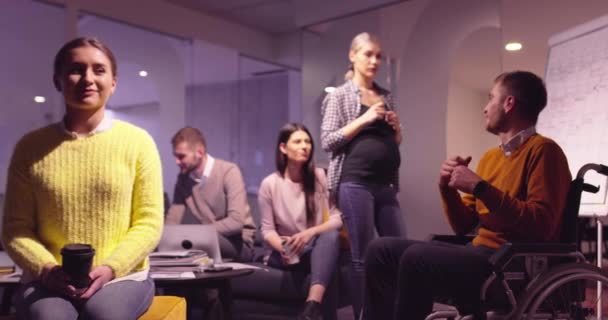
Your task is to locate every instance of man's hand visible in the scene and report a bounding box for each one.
[78,265,115,299]
[449,165,482,194]
[288,229,316,256]
[439,155,472,187]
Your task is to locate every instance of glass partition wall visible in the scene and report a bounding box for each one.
[0,1,66,196]
[187,54,295,192]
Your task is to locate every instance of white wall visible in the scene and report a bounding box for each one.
[389,0,500,239]
[446,81,497,172]
[447,25,502,173]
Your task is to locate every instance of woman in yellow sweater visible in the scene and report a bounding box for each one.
[2,37,164,320]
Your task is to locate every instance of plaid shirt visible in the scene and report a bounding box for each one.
[320,80,400,195]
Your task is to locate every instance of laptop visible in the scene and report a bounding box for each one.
[157,224,222,264]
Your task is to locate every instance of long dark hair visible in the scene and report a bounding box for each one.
[275,123,316,227]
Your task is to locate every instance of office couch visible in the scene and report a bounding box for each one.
[230,194,351,320]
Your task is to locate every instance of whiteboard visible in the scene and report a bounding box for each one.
[538,15,608,217]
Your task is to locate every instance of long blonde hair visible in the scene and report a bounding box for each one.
[344,32,381,80]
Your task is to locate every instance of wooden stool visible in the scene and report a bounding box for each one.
[138,296,186,320]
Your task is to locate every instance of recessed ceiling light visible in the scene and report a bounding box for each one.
[505,42,523,51]
[324,86,336,93]
[139,70,148,77]
[34,96,46,103]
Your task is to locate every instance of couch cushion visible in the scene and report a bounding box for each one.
[247,193,265,247]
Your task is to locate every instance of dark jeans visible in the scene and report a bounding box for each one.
[364,238,495,320]
[338,181,404,318]
[219,234,253,262]
[267,229,340,289]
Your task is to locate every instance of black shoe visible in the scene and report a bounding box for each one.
[297,300,322,320]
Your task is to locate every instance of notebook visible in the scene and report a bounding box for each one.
[149,250,210,267]
[157,224,222,264]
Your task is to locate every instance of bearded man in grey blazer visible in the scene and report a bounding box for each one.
[166,126,256,262]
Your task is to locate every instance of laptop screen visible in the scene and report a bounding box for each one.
[157,224,222,264]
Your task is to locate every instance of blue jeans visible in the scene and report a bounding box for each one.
[338,181,404,318]
[267,229,340,289]
[15,277,155,320]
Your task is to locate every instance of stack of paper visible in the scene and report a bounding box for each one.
[149,250,212,268]
[150,271,196,279]
[0,252,15,275]
[0,251,20,282]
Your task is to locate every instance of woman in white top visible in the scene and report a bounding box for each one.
[258,123,343,320]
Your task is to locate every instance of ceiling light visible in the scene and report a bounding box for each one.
[34,96,46,103]
[139,70,148,77]
[505,42,523,52]
[324,86,336,93]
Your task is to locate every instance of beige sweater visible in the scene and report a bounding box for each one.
[166,159,256,245]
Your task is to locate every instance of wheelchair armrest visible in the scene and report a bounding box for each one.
[428,234,474,245]
[488,242,578,269]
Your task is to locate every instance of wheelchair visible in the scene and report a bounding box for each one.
[425,163,608,320]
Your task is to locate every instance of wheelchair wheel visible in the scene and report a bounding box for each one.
[513,263,601,319]
[519,264,608,319]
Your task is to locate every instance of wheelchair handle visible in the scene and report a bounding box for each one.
[583,183,600,194]
[576,163,608,179]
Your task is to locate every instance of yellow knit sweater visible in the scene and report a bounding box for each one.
[2,120,163,279]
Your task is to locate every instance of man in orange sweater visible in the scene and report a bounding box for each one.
[363,71,571,320]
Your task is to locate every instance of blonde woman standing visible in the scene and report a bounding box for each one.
[320,32,404,318]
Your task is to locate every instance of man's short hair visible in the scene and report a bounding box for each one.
[495,71,547,123]
[171,127,206,149]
